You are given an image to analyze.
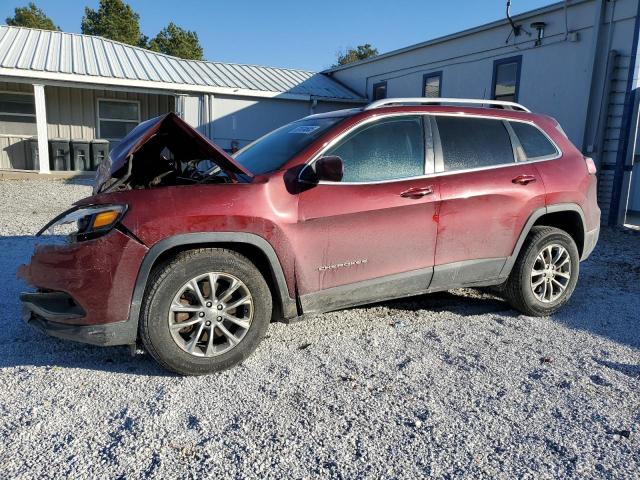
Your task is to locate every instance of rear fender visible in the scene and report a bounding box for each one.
[499,203,589,278]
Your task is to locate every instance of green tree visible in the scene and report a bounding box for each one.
[149,22,204,60]
[81,0,142,46]
[335,44,379,66]
[5,3,59,30]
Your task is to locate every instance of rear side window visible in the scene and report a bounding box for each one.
[326,116,425,182]
[510,121,558,159]
[435,117,515,171]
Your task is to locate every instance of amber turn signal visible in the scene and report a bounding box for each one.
[92,210,120,229]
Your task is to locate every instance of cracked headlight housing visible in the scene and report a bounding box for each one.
[37,204,128,242]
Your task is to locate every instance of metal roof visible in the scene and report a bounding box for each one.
[0,25,364,102]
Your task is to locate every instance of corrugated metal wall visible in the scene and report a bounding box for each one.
[45,86,174,140]
[0,82,174,169]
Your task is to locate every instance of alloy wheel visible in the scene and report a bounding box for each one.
[168,272,253,357]
[530,243,572,303]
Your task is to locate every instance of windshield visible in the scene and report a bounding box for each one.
[233,116,346,174]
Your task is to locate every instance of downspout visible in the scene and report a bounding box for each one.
[174,93,186,119]
[206,94,215,141]
[582,0,609,153]
[593,50,619,157]
[591,1,619,157]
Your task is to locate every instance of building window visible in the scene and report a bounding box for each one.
[372,81,387,101]
[0,92,36,123]
[492,56,522,102]
[0,91,36,136]
[422,72,442,98]
[97,99,140,141]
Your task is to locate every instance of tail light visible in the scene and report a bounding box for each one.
[584,156,597,175]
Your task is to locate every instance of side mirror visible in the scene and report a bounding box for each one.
[314,155,343,182]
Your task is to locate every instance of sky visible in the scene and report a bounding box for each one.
[1,0,555,71]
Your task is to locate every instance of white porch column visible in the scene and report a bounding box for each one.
[33,84,49,173]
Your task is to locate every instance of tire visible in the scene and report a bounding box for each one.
[139,248,272,375]
[504,226,580,317]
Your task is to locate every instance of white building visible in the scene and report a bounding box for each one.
[0,25,365,172]
[325,0,640,226]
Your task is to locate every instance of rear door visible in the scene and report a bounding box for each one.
[430,115,547,289]
[294,114,441,312]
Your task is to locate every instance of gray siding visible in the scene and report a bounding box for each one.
[46,86,174,140]
[0,81,174,169]
[0,135,32,169]
[206,95,351,150]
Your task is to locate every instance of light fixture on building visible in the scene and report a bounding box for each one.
[531,21,547,46]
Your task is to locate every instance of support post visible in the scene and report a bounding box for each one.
[33,84,49,173]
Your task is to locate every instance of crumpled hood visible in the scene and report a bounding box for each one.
[94,112,252,193]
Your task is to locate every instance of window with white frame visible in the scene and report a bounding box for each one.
[97,99,140,141]
[0,91,37,136]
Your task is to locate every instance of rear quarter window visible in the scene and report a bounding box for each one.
[510,121,558,159]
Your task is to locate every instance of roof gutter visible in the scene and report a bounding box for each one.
[0,67,367,104]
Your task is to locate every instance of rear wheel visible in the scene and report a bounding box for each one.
[139,248,272,375]
[504,226,579,316]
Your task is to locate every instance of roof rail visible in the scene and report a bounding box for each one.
[364,97,531,113]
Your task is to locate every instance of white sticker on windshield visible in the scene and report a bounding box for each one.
[288,125,320,134]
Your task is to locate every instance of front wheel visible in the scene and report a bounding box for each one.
[504,226,580,316]
[139,248,272,375]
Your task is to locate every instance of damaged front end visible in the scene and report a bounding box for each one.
[94,112,253,193]
[17,225,148,345]
[19,113,256,346]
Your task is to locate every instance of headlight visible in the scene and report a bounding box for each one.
[37,204,128,241]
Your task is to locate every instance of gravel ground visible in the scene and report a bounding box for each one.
[0,179,638,479]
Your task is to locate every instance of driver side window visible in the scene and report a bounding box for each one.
[326,116,425,182]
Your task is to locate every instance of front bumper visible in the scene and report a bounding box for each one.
[18,229,148,345]
[22,299,137,346]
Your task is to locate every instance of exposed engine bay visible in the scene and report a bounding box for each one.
[116,140,235,190]
[94,113,252,194]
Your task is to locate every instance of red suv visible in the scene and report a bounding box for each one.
[19,98,600,375]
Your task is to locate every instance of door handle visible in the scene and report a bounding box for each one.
[512,175,537,185]
[400,186,434,198]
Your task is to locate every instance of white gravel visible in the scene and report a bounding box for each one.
[0,179,638,479]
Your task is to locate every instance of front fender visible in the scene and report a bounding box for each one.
[126,232,298,329]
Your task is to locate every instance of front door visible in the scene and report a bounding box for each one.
[293,115,440,312]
